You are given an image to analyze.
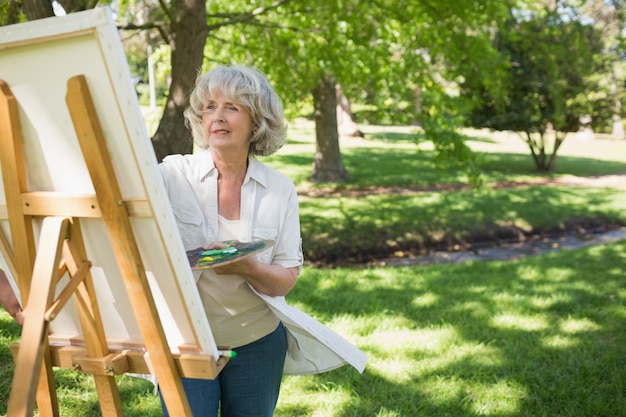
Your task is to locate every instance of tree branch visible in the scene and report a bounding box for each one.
[158,0,174,24]
[119,0,298,43]
[206,0,293,31]
[118,22,169,44]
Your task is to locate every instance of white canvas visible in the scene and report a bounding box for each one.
[0,7,218,360]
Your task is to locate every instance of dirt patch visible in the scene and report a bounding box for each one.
[297,173,626,199]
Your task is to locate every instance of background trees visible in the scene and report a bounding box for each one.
[1,0,624,180]
[580,0,626,138]
[463,4,615,172]
[183,0,514,182]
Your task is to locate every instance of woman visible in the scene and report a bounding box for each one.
[159,65,365,417]
[158,65,301,417]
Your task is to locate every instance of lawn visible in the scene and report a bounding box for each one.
[1,122,625,416]
[2,241,624,416]
[277,240,626,416]
[272,122,626,264]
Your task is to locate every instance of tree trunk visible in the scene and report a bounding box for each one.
[151,0,207,162]
[311,78,351,183]
[22,0,54,20]
[610,73,625,139]
[413,85,422,126]
[336,85,362,137]
[612,114,625,139]
[546,132,566,172]
[56,0,88,13]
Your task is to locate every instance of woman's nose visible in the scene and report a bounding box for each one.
[213,107,227,122]
[212,113,223,122]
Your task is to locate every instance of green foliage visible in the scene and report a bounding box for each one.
[198,0,514,177]
[419,84,482,186]
[462,5,615,171]
[0,0,26,25]
[0,312,21,414]
[468,9,607,132]
[5,1,624,177]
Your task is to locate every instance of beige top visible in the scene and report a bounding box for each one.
[196,215,279,348]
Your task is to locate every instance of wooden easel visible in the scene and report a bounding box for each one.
[0,75,227,417]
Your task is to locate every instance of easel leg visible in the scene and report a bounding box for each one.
[35,350,60,417]
[7,217,69,417]
[67,74,193,416]
[1,80,58,417]
[62,218,123,416]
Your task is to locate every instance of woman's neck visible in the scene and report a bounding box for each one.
[214,152,248,221]
[213,149,248,181]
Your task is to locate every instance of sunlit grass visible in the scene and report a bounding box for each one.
[268,121,626,262]
[273,240,626,416]
[266,121,626,189]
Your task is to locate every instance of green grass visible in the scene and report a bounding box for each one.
[276,241,626,416]
[1,121,625,416]
[2,241,625,416]
[299,186,626,263]
[265,122,626,189]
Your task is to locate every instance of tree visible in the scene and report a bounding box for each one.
[336,85,363,138]
[4,0,516,183]
[2,0,293,161]
[22,0,54,19]
[146,0,208,159]
[579,0,626,138]
[203,0,515,182]
[463,5,609,172]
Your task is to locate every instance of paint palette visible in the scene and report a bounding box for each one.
[186,240,275,270]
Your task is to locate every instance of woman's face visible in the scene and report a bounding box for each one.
[202,90,255,153]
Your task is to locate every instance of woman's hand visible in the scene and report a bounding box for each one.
[0,270,23,325]
[213,257,298,297]
[202,241,231,251]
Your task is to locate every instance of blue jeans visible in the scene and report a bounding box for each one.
[160,322,287,417]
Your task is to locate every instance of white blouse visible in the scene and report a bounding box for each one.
[159,150,366,375]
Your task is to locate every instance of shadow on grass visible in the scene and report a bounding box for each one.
[287,240,626,416]
[478,152,626,178]
[269,146,463,188]
[285,137,313,146]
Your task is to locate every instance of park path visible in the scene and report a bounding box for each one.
[373,225,626,267]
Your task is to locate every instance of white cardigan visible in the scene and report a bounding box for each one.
[159,151,366,375]
[252,286,367,375]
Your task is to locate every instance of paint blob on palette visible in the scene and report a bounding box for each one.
[186,240,275,270]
